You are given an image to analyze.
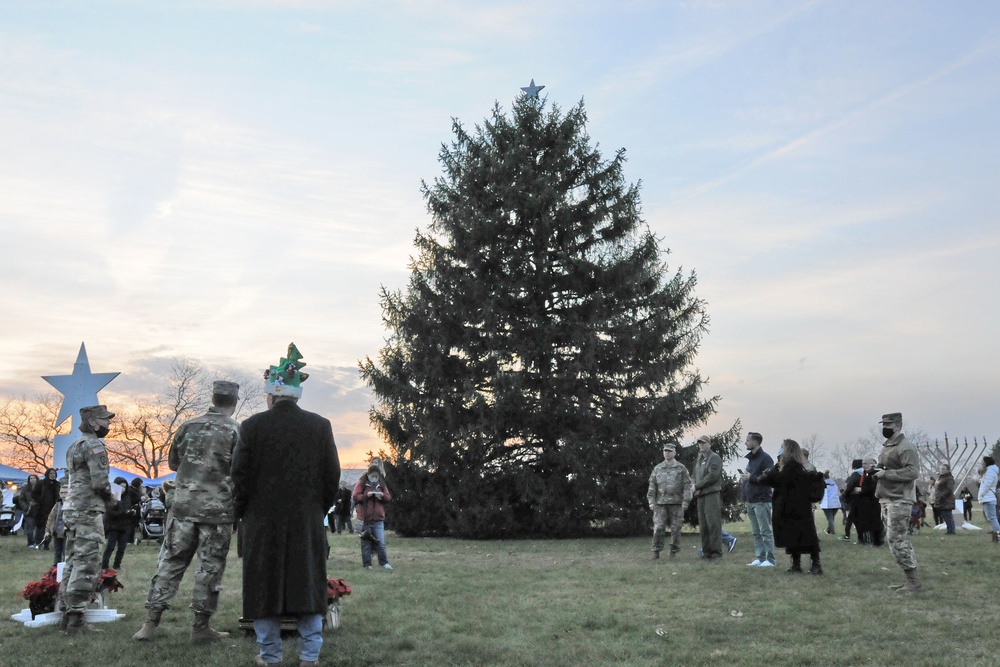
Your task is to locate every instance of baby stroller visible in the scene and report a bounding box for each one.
[0,504,22,535]
[141,495,167,543]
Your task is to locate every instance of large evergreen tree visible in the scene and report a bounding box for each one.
[361,93,724,538]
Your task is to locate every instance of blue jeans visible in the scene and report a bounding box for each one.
[983,502,1000,532]
[254,614,323,663]
[941,510,956,534]
[746,501,775,563]
[361,521,389,567]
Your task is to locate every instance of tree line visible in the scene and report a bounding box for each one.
[0,360,263,478]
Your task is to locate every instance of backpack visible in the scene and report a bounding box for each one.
[807,472,826,503]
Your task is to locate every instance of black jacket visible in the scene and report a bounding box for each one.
[759,460,820,551]
[233,400,340,617]
[33,473,60,524]
[742,448,775,503]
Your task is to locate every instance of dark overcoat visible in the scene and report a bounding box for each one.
[759,459,820,551]
[232,400,340,617]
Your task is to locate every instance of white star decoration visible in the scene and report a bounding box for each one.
[521,79,545,99]
[42,343,119,466]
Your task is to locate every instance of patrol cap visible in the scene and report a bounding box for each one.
[696,435,712,445]
[212,380,240,397]
[661,442,678,452]
[80,405,115,422]
[880,412,902,424]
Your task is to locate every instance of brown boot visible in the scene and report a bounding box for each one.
[191,611,229,644]
[64,610,103,635]
[133,609,163,642]
[897,567,923,593]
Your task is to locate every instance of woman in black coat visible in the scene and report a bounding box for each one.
[758,439,823,574]
[32,468,60,548]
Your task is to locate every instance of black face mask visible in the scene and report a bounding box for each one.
[94,426,110,439]
[882,427,895,439]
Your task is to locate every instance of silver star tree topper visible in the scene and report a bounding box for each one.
[521,79,545,99]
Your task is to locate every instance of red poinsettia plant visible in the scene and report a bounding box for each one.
[18,566,59,618]
[98,568,124,593]
[327,578,351,602]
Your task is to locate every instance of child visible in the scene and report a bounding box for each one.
[44,477,68,566]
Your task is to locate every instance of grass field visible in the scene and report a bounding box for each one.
[0,514,997,667]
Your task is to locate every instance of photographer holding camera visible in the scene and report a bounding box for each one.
[353,458,393,571]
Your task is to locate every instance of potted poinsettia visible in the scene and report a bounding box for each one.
[18,567,59,619]
[326,578,351,630]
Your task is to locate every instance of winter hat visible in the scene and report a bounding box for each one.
[263,343,309,398]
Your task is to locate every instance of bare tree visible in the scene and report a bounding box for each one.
[106,359,207,478]
[799,433,829,471]
[827,423,932,480]
[105,359,265,478]
[0,393,66,473]
[1,359,266,479]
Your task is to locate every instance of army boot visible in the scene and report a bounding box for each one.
[133,608,163,642]
[993,531,999,543]
[898,567,923,593]
[64,610,103,635]
[191,612,229,644]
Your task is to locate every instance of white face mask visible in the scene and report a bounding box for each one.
[368,474,379,483]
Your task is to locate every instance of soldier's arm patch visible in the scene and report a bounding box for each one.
[91,445,105,454]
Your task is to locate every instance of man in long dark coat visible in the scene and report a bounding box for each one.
[232,344,340,667]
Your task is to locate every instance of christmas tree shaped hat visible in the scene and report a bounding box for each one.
[263,342,310,398]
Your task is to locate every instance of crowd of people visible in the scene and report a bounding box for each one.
[647,411,1000,593]
[45,343,390,666]
[11,346,997,664]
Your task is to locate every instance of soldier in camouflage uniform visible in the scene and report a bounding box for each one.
[60,405,115,635]
[874,412,922,593]
[647,442,692,559]
[133,381,241,644]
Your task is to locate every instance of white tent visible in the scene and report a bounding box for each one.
[0,463,29,484]
[107,467,176,487]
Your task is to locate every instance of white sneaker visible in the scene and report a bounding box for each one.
[759,561,775,567]
[747,559,762,566]
[382,563,393,570]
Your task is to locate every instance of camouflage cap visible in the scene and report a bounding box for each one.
[880,412,902,424]
[696,435,712,445]
[80,405,115,422]
[661,442,678,452]
[212,380,240,397]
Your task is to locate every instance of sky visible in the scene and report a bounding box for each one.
[1,1,998,471]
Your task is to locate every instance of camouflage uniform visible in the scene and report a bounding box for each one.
[143,402,240,615]
[876,430,920,571]
[61,431,112,612]
[647,458,692,555]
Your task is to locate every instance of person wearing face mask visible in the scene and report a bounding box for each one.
[353,458,393,570]
[59,404,115,635]
[874,412,922,593]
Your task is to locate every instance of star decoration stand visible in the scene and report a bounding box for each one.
[42,343,120,467]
